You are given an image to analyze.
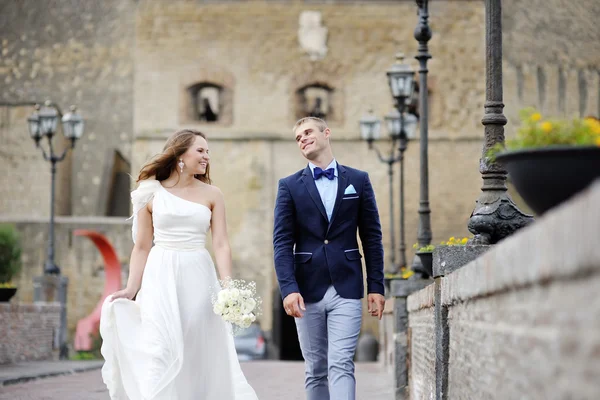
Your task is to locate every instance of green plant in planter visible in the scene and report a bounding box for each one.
[0,224,22,287]
[487,108,600,160]
[412,243,435,253]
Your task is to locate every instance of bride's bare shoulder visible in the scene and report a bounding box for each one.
[194,181,223,208]
[206,184,224,200]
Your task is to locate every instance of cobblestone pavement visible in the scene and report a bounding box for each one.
[0,361,393,400]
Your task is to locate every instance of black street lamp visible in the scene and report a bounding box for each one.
[467,0,534,243]
[410,0,434,277]
[27,101,84,275]
[385,109,418,271]
[360,53,417,274]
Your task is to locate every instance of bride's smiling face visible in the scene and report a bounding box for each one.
[180,135,210,175]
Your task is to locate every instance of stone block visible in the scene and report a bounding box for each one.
[432,245,491,277]
[390,278,433,298]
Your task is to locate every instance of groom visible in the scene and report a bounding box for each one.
[273,117,385,400]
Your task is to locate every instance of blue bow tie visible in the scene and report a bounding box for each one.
[313,167,335,180]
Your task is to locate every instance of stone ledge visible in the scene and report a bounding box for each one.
[442,179,600,306]
[0,302,61,313]
[407,282,436,312]
[433,245,491,277]
[390,278,433,298]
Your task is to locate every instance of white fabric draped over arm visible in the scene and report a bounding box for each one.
[130,179,161,243]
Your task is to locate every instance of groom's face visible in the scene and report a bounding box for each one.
[294,121,330,160]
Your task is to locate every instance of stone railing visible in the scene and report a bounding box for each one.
[0,303,61,364]
[402,180,600,399]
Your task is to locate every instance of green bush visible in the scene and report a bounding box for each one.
[70,351,97,361]
[0,224,22,285]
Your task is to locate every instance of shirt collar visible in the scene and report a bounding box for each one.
[309,159,338,177]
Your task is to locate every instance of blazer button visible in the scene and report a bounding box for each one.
[324,240,329,244]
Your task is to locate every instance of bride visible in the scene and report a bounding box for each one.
[100,129,258,400]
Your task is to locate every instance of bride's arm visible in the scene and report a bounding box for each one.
[111,202,154,300]
[210,187,233,281]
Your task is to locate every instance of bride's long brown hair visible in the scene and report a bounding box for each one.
[137,129,212,184]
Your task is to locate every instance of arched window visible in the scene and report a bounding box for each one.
[187,82,223,122]
[296,83,333,120]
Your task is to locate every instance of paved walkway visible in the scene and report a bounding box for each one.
[0,361,393,399]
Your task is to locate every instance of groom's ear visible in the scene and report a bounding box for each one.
[323,127,331,139]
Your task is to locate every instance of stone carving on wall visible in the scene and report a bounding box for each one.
[298,11,328,61]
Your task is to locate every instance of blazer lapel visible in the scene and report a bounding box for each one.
[301,166,328,222]
[328,164,347,230]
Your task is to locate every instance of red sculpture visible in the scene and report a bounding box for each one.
[73,229,122,351]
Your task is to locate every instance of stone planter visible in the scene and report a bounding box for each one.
[416,251,433,277]
[495,146,600,215]
[433,245,491,277]
[0,287,17,302]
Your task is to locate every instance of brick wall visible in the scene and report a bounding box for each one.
[0,303,61,364]
[406,180,600,399]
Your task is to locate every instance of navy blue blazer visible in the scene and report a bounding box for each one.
[273,164,385,303]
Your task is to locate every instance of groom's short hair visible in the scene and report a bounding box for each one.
[293,117,328,134]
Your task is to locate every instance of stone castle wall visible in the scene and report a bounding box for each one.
[0,0,136,217]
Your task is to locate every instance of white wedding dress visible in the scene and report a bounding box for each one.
[100,179,258,400]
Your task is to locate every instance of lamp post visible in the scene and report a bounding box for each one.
[467,0,534,244]
[360,53,417,274]
[410,0,433,277]
[28,101,84,275]
[28,100,84,360]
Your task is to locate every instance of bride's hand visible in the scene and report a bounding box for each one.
[110,287,138,301]
[220,276,233,289]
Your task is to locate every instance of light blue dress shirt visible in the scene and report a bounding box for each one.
[308,159,338,221]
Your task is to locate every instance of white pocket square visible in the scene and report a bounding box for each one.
[344,184,357,195]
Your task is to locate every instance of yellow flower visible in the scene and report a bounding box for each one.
[530,113,542,122]
[541,121,553,133]
[595,137,600,147]
[401,268,414,279]
[585,118,600,135]
[461,238,468,245]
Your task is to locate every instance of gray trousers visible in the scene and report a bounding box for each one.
[295,285,362,400]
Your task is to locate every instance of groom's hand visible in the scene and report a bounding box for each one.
[368,293,386,320]
[283,293,306,318]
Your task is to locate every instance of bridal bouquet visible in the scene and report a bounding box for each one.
[211,277,262,335]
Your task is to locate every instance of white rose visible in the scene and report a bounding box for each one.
[213,302,224,315]
[240,314,253,328]
[241,301,252,314]
[218,290,229,303]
